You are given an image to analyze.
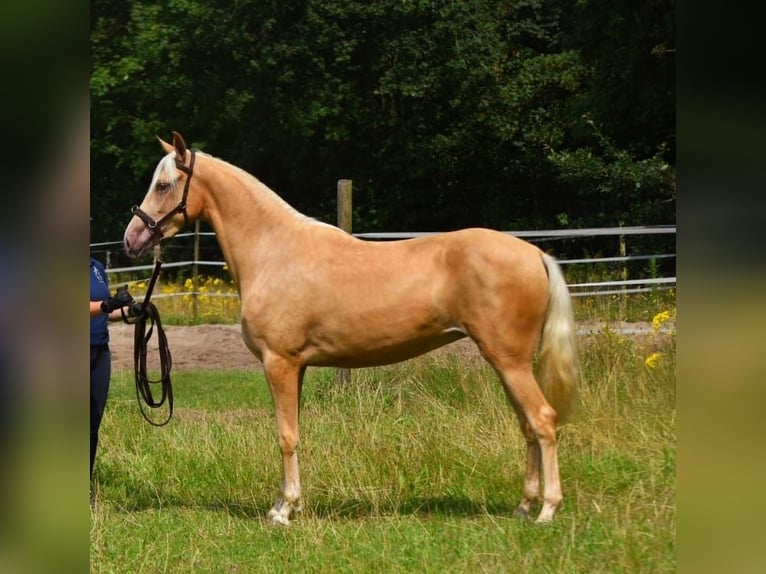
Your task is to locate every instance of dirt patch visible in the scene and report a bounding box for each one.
[108,320,674,374]
[108,322,261,373]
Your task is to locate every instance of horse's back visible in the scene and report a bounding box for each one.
[435,227,543,266]
[337,227,543,274]
[305,225,548,314]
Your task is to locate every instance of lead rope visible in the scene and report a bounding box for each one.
[123,258,174,426]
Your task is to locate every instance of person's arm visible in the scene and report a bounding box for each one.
[89,300,103,318]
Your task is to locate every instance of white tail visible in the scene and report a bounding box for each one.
[538,253,579,423]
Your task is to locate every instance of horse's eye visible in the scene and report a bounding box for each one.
[156,182,171,192]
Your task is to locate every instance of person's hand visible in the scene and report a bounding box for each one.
[100,285,135,314]
[127,301,146,318]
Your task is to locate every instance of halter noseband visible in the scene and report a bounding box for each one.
[131,149,197,242]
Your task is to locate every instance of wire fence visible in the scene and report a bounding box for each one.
[90,225,676,300]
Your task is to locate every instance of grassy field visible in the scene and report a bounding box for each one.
[90,309,675,573]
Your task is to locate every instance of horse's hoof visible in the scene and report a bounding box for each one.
[513,506,530,520]
[534,501,560,523]
[534,515,553,524]
[534,510,556,524]
[271,515,291,526]
[267,509,291,526]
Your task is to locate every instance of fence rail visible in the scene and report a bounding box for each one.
[354,225,676,240]
[91,224,676,300]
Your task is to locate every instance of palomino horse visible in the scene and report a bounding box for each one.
[123,132,579,525]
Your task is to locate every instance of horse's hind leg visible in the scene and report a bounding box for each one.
[513,418,542,519]
[263,355,305,525]
[489,358,563,523]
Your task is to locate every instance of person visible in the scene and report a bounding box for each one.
[90,256,141,485]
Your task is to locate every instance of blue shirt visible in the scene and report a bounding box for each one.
[90,258,110,346]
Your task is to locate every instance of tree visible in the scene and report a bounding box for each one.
[90,0,675,250]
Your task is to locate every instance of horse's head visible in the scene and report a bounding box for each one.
[123,131,201,258]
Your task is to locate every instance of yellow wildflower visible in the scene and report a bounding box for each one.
[652,310,672,333]
[645,352,663,369]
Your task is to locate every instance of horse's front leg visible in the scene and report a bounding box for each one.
[263,355,305,525]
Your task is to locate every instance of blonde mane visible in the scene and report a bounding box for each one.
[209,153,342,231]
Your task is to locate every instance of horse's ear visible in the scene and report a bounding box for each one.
[156,135,174,154]
[172,131,187,161]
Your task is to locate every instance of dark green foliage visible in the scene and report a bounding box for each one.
[91,0,675,247]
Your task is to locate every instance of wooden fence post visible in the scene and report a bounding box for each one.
[337,179,353,235]
[337,179,352,385]
[619,232,627,292]
[618,225,627,317]
[192,219,201,322]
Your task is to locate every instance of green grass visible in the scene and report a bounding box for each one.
[572,289,676,324]
[91,325,675,573]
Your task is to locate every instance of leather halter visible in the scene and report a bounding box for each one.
[131,149,197,241]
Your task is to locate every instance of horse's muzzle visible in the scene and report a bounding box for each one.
[124,225,157,259]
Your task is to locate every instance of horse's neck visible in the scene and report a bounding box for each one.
[199,158,309,284]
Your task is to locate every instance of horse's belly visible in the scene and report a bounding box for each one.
[305,327,468,368]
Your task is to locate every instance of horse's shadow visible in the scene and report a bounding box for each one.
[307,494,518,520]
[110,491,519,521]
